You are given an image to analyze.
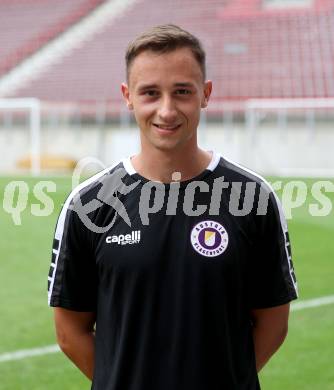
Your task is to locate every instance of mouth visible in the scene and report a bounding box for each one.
[153,123,182,132]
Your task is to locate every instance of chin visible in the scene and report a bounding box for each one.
[146,138,178,151]
[143,133,192,153]
[153,142,178,152]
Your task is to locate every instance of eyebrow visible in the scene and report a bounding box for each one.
[137,82,195,91]
[137,84,158,91]
[174,82,195,88]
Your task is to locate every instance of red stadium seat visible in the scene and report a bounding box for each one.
[0,0,104,76]
[2,0,334,103]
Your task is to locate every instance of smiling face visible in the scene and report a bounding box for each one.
[122,47,212,154]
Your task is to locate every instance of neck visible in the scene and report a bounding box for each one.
[131,146,212,183]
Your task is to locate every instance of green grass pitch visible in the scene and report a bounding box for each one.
[0,175,333,389]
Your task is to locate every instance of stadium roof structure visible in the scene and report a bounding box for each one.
[0,0,334,103]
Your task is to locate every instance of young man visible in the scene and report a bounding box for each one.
[48,24,298,389]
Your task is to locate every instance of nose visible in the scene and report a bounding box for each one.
[157,96,178,123]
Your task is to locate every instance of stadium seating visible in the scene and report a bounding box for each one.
[0,0,105,76]
[2,0,334,102]
[216,9,334,98]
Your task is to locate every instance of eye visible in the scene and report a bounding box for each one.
[144,90,159,97]
[175,89,191,95]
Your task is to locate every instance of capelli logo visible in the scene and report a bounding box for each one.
[106,230,141,245]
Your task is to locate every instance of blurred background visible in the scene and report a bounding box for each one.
[0,0,333,389]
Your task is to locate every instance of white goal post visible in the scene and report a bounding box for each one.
[0,98,41,175]
[242,98,334,176]
[245,98,334,139]
[203,98,334,177]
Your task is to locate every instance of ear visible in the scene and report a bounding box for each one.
[201,80,212,108]
[121,83,133,110]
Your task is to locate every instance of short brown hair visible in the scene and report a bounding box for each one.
[125,24,206,81]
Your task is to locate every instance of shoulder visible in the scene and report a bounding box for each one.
[68,160,125,205]
[216,155,287,229]
[217,155,270,189]
[54,160,125,237]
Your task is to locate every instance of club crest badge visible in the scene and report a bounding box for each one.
[191,220,229,258]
